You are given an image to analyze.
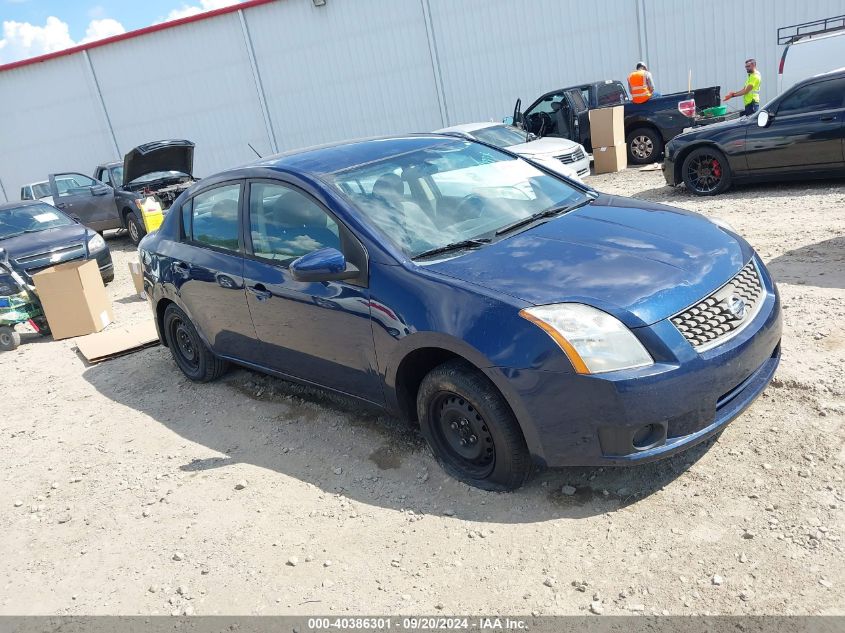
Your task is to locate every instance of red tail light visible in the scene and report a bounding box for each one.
[678,99,696,118]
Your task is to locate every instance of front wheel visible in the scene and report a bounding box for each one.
[0,325,21,351]
[626,127,664,164]
[416,360,532,491]
[681,147,733,196]
[126,211,146,245]
[162,304,228,382]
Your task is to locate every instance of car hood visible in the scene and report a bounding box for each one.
[507,136,580,156]
[123,139,195,185]
[1,223,90,259]
[426,195,752,327]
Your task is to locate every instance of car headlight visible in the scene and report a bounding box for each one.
[520,303,653,374]
[710,217,736,233]
[87,232,106,252]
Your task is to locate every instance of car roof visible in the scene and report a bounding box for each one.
[0,200,48,211]
[434,122,502,134]
[23,181,48,187]
[243,134,468,176]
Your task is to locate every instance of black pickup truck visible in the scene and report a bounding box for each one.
[513,80,723,164]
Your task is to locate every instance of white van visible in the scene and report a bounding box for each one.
[778,15,845,94]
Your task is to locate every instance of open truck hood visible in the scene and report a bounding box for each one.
[427,195,752,328]
[123,140,195,185]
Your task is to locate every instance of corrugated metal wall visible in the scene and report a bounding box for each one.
[641,0,845,106]
[1,0,843,201]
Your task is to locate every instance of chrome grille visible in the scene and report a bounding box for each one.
[556,147,586,164]
[671,261,764,351]
[14,243,86,280]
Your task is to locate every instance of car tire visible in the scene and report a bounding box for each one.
[626,127,664,164]
[102,271,115,285]
[681,147,733,196]
[162,304,228,382]
[416,359,532,491]
[0,326,21,351]
[126,211,146,245]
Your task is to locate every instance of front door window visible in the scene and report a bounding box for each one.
[248,182,341,263]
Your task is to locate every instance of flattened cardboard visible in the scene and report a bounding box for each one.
[32,259,113,340]
[589,105,625,147]
[75,319,160,363]
[592,142,627,174]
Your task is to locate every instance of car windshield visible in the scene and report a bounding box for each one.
[114,167,188,186]
[0,203,74,239]
[469,125,528,147]
[31,182,52,199]
[329,139,587,258]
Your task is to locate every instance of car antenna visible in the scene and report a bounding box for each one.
[248,143,263,159]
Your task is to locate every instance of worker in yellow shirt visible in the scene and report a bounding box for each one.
[628,62,656,104]
[724,58,761,116]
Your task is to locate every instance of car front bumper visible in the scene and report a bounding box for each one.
[488,261,782,468]
[663,147,679,185]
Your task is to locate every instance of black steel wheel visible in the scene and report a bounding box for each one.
[417,359,532,491]
[126,211,146,245]
[162,304,228,382]
[0,325,21,351]
[681,147,732,196]
[626,126,664,164]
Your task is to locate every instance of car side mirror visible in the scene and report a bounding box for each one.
[502,116,514,125]
[90,185,110,196]
[289,247,359,283]
[757,110,770,127]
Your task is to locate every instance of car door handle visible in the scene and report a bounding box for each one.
[819,115,835,121]
[54,202,67,209]
[248,284,272,301]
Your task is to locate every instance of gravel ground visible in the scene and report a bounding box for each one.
[1,168,842,616]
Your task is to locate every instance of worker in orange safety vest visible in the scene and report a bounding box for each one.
[628,62,656,104]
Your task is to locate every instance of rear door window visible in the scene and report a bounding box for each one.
[596,81,627,106]
[190,183,241,252]
[778,79,845,116]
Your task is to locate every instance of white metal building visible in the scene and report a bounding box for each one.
[0,0,842,201]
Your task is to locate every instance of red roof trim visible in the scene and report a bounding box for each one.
[0,0,277,72]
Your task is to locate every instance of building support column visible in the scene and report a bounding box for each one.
[239,8,278,155]
[83,49,121,159]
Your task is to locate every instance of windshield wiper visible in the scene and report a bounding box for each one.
[495,197,595,236]
[413,238,491,260]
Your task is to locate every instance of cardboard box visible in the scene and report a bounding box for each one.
[32,259,113,340]
[127,260,145,298]
[592,142,627,174]
[589,105,625,147]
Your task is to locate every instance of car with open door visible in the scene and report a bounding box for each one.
[663,67,845,195]
[512,80,723,164]
[93,139,197,245]
[140,134,781,491]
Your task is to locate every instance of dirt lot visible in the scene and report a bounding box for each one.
[1,168,842,617]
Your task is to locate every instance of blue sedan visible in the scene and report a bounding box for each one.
[139,135,782,490]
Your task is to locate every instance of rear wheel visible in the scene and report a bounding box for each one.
[681,147,733,195]
[0,326,21,351]
[126,211,145,245]
[417,360,532,491]
[626,127,664,164]
[162,304,228,382]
